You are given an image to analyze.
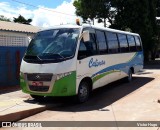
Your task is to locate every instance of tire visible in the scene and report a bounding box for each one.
[126,69,133,82]
[77,81,90,103]
[30,94,44,101]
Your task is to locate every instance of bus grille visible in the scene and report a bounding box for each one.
[27,74,53,81]
[29,85,49,92]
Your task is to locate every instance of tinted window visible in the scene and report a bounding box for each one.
[127,35,136,52]
[89,33,97,54]
[96,30,107,54]
[79,41,87,51]
[25,28,79,61]
[135,36,142,51]
[106,32,119,53]
[78,33,97,60]
[118,34,129,52]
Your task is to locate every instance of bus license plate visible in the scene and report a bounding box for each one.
[32,81,43,86]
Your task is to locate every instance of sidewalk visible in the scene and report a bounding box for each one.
[0,89,57,122]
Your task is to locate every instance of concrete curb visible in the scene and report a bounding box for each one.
[0,106,47,122]
[0,100,57,122]
[0,91,60,123]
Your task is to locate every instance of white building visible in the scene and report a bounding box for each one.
[0,21,40,87]
[0,21,40,47]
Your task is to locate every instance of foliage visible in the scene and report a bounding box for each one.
[0,15,11,22]
[73,0,97,24]
[73,0,159,61]
[96,0,114,27]
[157,0,160,17]
[73,0,116,26]
[13,15,32,25]
[111,0,157,60]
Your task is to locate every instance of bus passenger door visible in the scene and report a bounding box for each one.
[77,34,100,89]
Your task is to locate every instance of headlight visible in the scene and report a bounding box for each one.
[56,72,72,80]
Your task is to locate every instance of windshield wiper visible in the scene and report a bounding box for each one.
[24,55,42,60]
[37,55,43,61]
[39,53,65,60]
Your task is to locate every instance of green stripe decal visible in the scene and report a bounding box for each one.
[92,70,120,83]
[51,71,76,96]
[92,52,139,84]
[20,73,28,92]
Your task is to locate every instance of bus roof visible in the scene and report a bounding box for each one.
[82,24,139,36]
[39,24,140,36]
[40,24,81,32]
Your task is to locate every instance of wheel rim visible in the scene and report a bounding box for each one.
[79,83,88,101]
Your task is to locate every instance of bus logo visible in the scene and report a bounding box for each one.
[36,75,40,79]
[89,58,105,68]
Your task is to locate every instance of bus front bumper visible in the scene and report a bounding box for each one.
[20,71,76,97]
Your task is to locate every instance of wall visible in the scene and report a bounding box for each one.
[0,31,34,86]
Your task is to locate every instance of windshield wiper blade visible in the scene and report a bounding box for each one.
[24,55,42,60]
[37,55,43,61]
[57,53,64,59]
[39,53,65,60]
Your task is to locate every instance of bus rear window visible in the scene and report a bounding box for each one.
[127,35,136,52]
[135,36,142,51]
[118,34,129,53]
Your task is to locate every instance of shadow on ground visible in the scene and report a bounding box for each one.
[0,86,20,94]
[24,76,154,112]
[144,59,160,69]
[136,71,153,75]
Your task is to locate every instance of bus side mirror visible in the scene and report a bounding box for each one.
[82,31,90,42]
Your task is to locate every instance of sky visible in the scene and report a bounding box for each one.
[0,0,80,27]
[0,0,108,28]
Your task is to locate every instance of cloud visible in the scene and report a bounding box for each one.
[31,1,78,27]
[0,1,78,27]
[0,2,33,20]
[0,0,110,28]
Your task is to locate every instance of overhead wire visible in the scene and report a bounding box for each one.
[11,0,77,17]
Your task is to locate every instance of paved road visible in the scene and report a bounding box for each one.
[2,67,160,130]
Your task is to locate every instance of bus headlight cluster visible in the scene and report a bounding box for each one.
[56,72,72,80]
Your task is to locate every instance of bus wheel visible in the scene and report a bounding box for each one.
[126,69,133,82]
[77,81,90,103]
[30,94,44,101]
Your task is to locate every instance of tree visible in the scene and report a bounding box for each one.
[0,15,11,22]
[73,0,117,26]
[74,0,158,61]
[155,0,160,59]
[96,0,113,27]
[13,15,32,25]
[112,0,158,61]
[73,0,88,22]
[157,0,160,17]
[73,0,97,24]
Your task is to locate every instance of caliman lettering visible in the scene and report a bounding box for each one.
[89,58,105,68]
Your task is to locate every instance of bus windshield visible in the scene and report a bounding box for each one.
[25,28,80,62]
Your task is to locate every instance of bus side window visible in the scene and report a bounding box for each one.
[127,35,136,52]
[135,36,142,51]
[78,40,87,60]
[106,32,119,54]
[78,33,97,60]
[118,34,129,53]
[96,30,108,54]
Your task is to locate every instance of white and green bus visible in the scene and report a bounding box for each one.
[20,24,143,103]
